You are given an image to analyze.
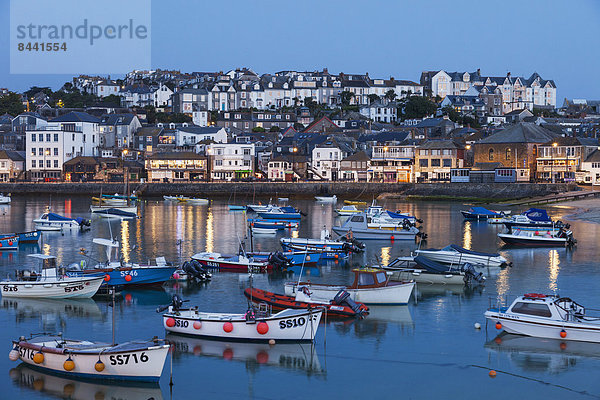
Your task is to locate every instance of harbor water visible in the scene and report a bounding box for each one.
[0,195,599,399]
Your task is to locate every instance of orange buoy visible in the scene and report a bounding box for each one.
[104,274,111,282]
[223,322,233,333]
[222,348,233,360]
[95,360,105,372]
[166,318,176,327]
[63,357,75,371]
[256,351,269,364]
[334,254,339,259]
[390,235,395,241]
[560,329,567,338]
[33,352,44,364]
[125,274,132,282]
[125,293,132,302]
[193,321,202,330]
[495,322,502,330]
[489,370,497,378]
[193,345,202,356]
[256,322,269,335]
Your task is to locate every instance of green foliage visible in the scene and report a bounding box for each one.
[103,94,122,106]
[155,112,192,123]
[368,94,380,104]
[252,126,266,132]
[0,92,24,116]
[293,122,305,131]
[340,91,353,106]
[532,107,560,118]
[24,86,52,99]
[385,90,397,101]
[442,106,460,122]
[269,125,281,132]
[145,105,156,124]
[50,90,99,108]
[399,96,438,120]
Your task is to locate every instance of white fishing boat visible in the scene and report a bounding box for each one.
[9,334,170,382]
[498,227,576,247]
[415,244,509,268]
[0,255,103,299]
[251,227,278,235]
[186,198,209,205]
[163,195,189,202]
[382,255,486,286]
[34,208,91,231]
[315,195,337,203]
[159,296,322,342]
[331,212,424,240]
[335,205,361,216]
[485,294,600,343]
[246,204,272,213]
[90,204,138,214]
[0,193,11,204]
[284,268,415,305]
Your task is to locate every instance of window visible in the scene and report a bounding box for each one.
[419,159,428,167]
[489,148,494,161]
[243,160,250,167]
[511,302,552,317]
[53,134,59,142]
[53,160,58,168]
[350,216,364,223]
[46,134,51,141]
[31,148,36,156]
[375,272,387,284]
[54,148,58,156]
[506,148,511,160]
[31,134,36,142]
[358,273,375,286]
[431,159,441,167]
[443,159,452,167]
[46,160,51,168]
[38,134,43,142]
[31,160,36,168]
[243,148,251,155]
[215,160,222,166]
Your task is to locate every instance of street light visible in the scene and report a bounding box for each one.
[44,149,50,182]
[551,142,558,183]
[292,147,298,181]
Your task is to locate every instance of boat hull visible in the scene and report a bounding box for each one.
[389,270,467,285]
[332,226,417,240]
[90,205,138,213]
[498,233,567,247]
[414,250,507,268]
[485,310,600,343]
[285,282,415,305]
[163,308,322,342]
[34,221,82,231]
[0,276,103,298]
[258,212,301,220]
[68,266,177,287]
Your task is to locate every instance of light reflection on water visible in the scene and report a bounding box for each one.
[0,196,597,399]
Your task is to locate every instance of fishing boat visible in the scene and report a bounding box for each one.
[248,219,299,229]
[187,198,209,205]
[415,244,509,268]
[191,252,272,272]
[344,200,367,206]
[498,227,576,247]
[335,205,361,216]
[66,238,177,287]
[1,254,103,298]
[246,203,272,213]
[9,334,169,382]
[331,212,424,240]
[258,206,302,220]
[0,235,19,250]
[246,250,321,266]
[0,193,11,204]
[280,229,365,254]
[315,195,337,203]
[284,268,415,305]
[91,208,138,220]
[228,205,247,211]
[34,208,91,231]
[461,207,507,220]
[502,208,561,229]
[13,231,41,244]
[485,293,600,343]
[159,295,322,342]
[245,287,369,318]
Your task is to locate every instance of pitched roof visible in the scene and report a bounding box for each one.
[418,139,463,149]
[477,123,559,144]
[0,150,24,161]
[177,126,223,134]
[342,151,370,162]
[50,111,100,123]
[100,113,137,125]
[540,136,598,147]
[148,152,206,160]
[136,127,164,136]
[584,149,600,163]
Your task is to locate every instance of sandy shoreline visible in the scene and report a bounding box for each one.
[550,198,600,224]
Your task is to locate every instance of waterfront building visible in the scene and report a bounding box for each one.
[415,139,465,182]
[340,151,370,182]
[581,149,600,186]
[207,143,255,181]
[310,144,346,181]
[63,156,143,182]
[175,126,227,147]
[536,137,598,182]
[369,141,416,183]
[146,152,208,182]
[0,150,25,181]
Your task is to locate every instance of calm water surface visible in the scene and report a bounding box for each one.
[0,195,599,399]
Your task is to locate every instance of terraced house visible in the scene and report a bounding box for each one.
[415,140,465,182]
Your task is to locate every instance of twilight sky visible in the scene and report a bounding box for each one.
[1,0,599,102]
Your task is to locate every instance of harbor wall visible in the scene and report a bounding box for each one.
[0,182,576,200]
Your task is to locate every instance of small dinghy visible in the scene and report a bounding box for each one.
[1,255,103,298]
[34,208,91,231]
[284,268,415,305]
[251,227,278,235]
[0,193,11,204]
[9,334,170,382]
[315,195,337,203]
[248,219,299,229]
[246,204,272,213]
[159,295,323,342]
[280,229,365,258]
[187,198,209,205]
[246,250,320,266]
[163,195,189,202]
[415,244,509,268]
[191,252,272,272]
[258,206,302,220]
[14,231,41,244]
[498,227,576,247]
[485,294,600,343]
[335,205,361,216]
[344,200,367,206]
[461,207,506,220]
[92,208,138,220]
[502,208,558,229]
[245,287,369,318]
[381,256,484,286]
[228,205,247,211]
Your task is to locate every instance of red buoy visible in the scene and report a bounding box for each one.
[8,241,13,246]
[193,321,202,330]
[223,322,233,332]
[390,235,395,241]
[256,322,269,335]
[560,329,567,338]
[125,274,132,282]
[489,370,497,378]
[559,342,567,350]
[166,318,176,327]
[104,274,111,282]
[495,322,502,330]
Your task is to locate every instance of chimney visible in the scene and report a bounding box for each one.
[507,72,511,78]
[323,68,328,74]
[476,68,480,76]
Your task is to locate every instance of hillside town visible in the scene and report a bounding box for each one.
[1,67,599,186]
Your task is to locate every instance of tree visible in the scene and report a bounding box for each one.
[25,86,52,99]
[269,125,281,132]
[400,96,438,120]
[103,94,122,106]
[384,90,397,102]
[368,94,380,104]
[145,105,156,124]
[340,91,353,106]
[0,92,24,116]
[442,105,460,123]
[252,126,266,133]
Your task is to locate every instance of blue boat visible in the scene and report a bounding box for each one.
[248,219,299,229]
[460,207,504,220]
[246,250,321,266]
[0,235,19,250]
[66,238,176,287]
[228,205,247,211]
[0,231,41,244]
[258,206,302,220]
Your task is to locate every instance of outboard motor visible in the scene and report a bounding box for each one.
[332,290,365,315]
[463,263,485,286]
[156,294,187,313]
[268,251,291,270]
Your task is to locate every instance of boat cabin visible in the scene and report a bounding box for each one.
[505,294,585,321]
[350,268,390,289]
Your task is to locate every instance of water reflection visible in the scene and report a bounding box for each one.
[548,250,560,292]
[167,334,326,377]
[485,333,600,374]
[463,221,472,249]
[9,364,163,400]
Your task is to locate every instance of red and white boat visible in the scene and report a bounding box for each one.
[191,252,271,272]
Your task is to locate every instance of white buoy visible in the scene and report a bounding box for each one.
[474,322,481,329]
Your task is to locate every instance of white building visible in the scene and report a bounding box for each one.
[94,80,121,98]
[175,126,227,147]
[153,84,173,108]
[207,143,255,181]
[311,145,344,181]
[0,150,25,181]
[360,101,398,123]
[580,149,600,185]
[26,112,100,181]
[192,111,209,127]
